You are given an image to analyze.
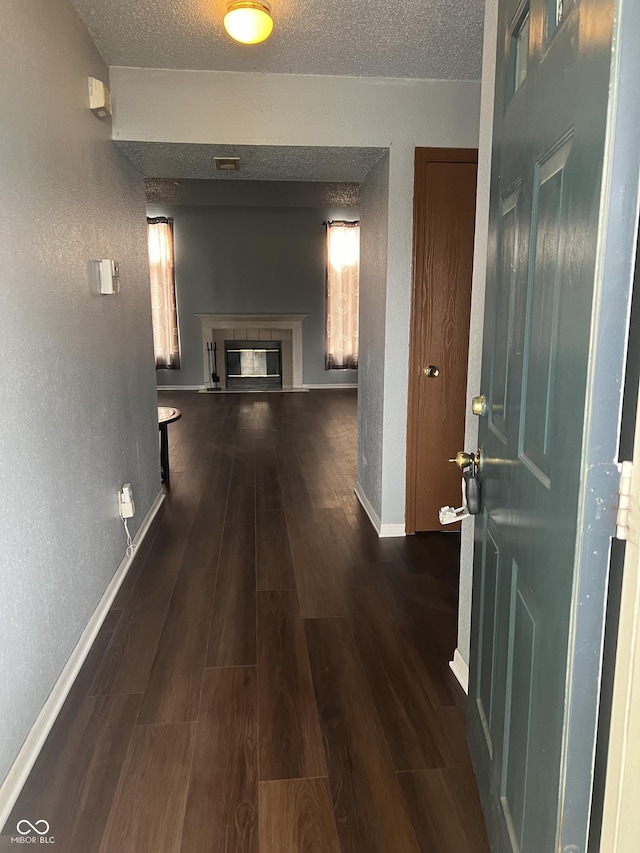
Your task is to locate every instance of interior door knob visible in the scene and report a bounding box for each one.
[423,365,440,377]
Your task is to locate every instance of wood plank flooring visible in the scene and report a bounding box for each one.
[0,390,489,853]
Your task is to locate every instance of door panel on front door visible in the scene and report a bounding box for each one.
[490,184,521,444]
[476,518,499,755]
[520,134,573,483]
[468,0,622,850]
[476,514,514,770]
[502,576,534,850]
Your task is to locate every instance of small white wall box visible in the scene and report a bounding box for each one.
[99,259,120,295]
[88,77,112,118]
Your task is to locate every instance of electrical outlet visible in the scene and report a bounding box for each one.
[118,484,135,519]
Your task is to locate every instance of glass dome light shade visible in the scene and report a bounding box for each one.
[224,2,273,45]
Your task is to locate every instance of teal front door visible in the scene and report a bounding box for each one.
[468,0,639,850]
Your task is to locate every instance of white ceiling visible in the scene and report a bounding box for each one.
[70,0,484,81]
[117,142,386,182]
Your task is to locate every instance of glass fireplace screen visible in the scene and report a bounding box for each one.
[224,340,282,390]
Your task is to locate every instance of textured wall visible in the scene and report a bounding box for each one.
[0,0,159,784]
[358,154,390,519]
[144,179,361,208]
[379,144,417,525]
[147,203,358,387]
[111,68,480,526]
[458,0,500,664]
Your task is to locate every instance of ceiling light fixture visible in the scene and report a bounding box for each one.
[224,1,273,45]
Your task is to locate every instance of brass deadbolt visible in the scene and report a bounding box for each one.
[423,365,440,378]
[472,395,487,416]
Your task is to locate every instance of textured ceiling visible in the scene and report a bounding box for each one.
[117,142,386,182]
[70,0,484,80]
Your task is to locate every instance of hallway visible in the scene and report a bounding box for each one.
[1,390,488,852]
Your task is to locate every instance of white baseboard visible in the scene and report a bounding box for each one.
[354,484,406,538]
[159,385,204,391]
[303,383,358,390]
[355,482,382,533]
[379,523,406,538]
[449,648,469,694]
[0,489,165,831]
[162,383,356,392]
[197,387,309,394]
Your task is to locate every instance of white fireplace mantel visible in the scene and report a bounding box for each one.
[196,313,308,389]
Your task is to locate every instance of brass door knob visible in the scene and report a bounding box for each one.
[423,365,440,378]
[449,449,483,471]
[449,451,475,470]
[472,395,487,416]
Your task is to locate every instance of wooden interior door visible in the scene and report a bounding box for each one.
[406,148,477,533]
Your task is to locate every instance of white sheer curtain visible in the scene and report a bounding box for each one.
[147,217,181,370]
[325,221,360,370]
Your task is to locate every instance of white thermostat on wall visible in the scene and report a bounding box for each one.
[98,259,120,295]
[88,77,112,118]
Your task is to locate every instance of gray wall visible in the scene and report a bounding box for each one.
[357,153,390,520]
[0,0,159,786]
[147,200,358,387]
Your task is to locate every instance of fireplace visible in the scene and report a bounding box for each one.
[197,314,308,391]
[225,339,282,391]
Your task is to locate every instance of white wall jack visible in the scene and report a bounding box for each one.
[118,483,135,519]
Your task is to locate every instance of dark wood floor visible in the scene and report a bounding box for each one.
[1,390,489,852]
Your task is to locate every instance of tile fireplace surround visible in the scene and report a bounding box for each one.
[197,314,308,391]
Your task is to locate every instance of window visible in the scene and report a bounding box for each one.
[506,3,530,103]
[147,217,181,370]
[325,221,360,370]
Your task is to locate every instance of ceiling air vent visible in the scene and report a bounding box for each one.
[214,157,240,171]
